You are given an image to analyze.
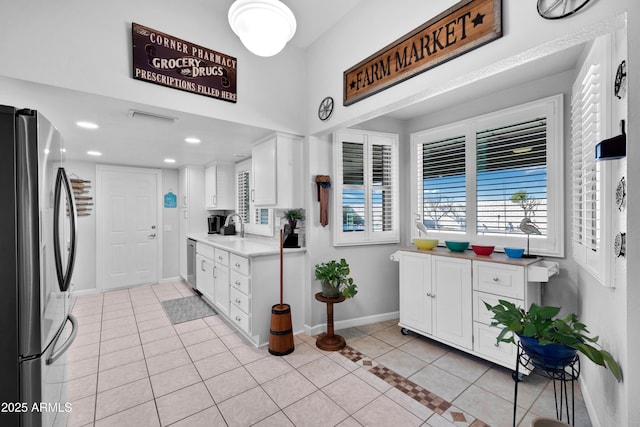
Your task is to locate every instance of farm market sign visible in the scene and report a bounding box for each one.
[343,0,502,105]
[132,23,237,103]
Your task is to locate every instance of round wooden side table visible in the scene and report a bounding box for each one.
[314,292,346,351]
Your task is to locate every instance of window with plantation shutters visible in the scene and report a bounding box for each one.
[237,170,250,224]
[572,63,601,252]
[235,159,273,236]
[411,95,563,256]
[417,134,466,231]
[334,130,399,245]
[476,118,548,236]
[570,34,614,287]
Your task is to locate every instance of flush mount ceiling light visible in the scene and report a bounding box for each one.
[87,150,102,156]
[185,137,201,144]
[228,0,296,57]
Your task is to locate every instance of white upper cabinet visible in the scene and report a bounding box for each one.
[205,163,235,210]
[251,133,303,208]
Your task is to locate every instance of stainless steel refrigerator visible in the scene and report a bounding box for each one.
[0,105,78,427]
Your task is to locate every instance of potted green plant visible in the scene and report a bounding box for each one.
[284,208,304,230]
[314,258,358,299]
[484,300,622,381]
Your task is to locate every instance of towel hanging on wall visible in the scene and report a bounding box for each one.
[315,175,331,227]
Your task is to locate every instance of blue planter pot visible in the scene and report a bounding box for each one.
[518,335,578,370]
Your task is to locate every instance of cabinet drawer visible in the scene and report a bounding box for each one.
[230,253,249,275]
[230,270,250,295]
[473,291,523,325]
[230,287,250,314]
[196,243,214,260]
[473,261,525,299]
[214,248,229,267]
[474,322,518,368]
[230,304,250,334]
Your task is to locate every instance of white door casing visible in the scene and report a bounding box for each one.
[96,165,162,290]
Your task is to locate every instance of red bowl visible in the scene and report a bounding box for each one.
[472,245,495,256]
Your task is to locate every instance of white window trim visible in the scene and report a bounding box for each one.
[333,129,400,246]
[410,94,564,257]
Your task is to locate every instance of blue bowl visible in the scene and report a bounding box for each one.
[445,241,469,252]
[504,247,525,258]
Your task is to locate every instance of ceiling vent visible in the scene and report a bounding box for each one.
[128,109,178,123]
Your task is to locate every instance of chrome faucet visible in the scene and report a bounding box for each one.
[225,213,245,238]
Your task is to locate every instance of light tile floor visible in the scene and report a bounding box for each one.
[66,281,592,427]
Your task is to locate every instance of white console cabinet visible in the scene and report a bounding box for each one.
[392,248,555,372]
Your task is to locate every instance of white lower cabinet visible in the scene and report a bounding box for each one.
[432,256,472,350]
[229,253,251,336]
[192,240,304,348]
[394,250,542,371]
[398,252,472,350]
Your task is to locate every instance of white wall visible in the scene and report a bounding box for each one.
[65,161,97,292]
[0,0,306,135]
[162,169,180,279]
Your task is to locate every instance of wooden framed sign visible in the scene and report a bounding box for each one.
[343,0,502,106]
[132,23,237,103]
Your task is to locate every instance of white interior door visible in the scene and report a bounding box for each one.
[98,166,161,290]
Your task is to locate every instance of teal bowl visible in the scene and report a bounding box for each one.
[504,247,525,258]
[445,241,469,252]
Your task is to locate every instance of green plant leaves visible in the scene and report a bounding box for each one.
[483,300,622,382]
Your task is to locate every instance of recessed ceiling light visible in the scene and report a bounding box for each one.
[76,121,99,129]
[164,158,176,164]
[185,137,201,144]
[87,150,102,156]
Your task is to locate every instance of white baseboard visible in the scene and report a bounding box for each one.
[305,311,399,336]
[159,276,183,284]
[580,380,601,427]
[70,288,101,297]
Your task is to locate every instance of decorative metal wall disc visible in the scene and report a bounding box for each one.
[615,177,626,211]
[614,232,626,257]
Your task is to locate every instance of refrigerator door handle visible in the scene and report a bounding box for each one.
[46,314,78,365]
[53,167,78,292]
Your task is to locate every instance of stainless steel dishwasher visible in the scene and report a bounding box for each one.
[187,238,196,289]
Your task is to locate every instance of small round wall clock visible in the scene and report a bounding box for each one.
[615,60,627,99]
[537,0,593,19]
[318,96,334,121]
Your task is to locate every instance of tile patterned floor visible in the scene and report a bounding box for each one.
[66,281,593,427]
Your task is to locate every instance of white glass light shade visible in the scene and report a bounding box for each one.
[228,0,296,57]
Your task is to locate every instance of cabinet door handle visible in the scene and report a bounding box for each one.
[494,342,500,348]
[492,277,499,282]
[201,260,206,271]
[235,280,241,285]
[218,256,224,261]
[251,189,255,202]
[431,293,436,299]
[235,262,241,268]
[213,195,217,205]
[235,316,241,322]
[426,292,432,297]
[235,298,241,304]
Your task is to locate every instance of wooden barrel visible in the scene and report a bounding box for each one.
[268,304,294,356]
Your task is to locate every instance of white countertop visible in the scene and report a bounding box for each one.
[188,233,306,257]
